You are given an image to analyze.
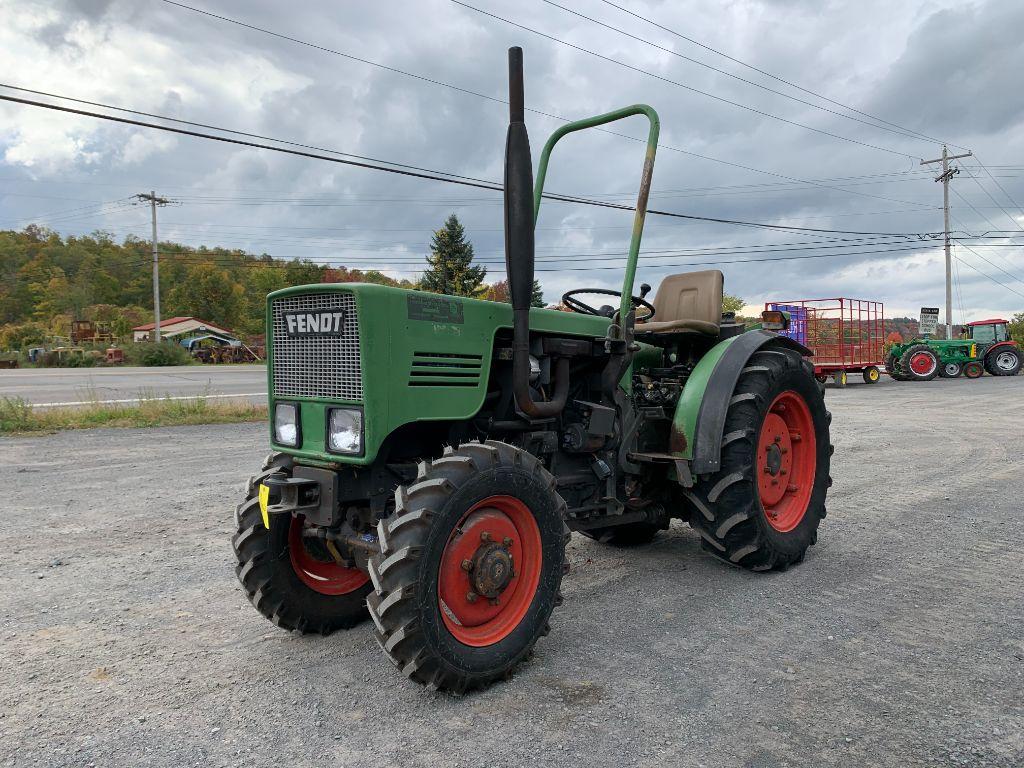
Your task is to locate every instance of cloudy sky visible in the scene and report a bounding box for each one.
[2,0,1023,319]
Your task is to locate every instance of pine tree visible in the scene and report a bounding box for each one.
[420,214,486,297]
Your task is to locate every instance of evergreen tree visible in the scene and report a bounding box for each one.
[530,279,545,308]
[420,214,486,297]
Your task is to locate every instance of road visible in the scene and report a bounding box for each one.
[1,376,1022,767]
[0,364,267,407]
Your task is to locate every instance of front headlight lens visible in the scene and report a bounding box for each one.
[327,408,362,454]
[274,403,299,446]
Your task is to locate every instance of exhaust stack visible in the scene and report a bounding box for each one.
[504,47,568,418]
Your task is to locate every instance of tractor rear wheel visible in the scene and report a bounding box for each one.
[887,353,909,381]
[938,362,963,378]
[232,454,371,634]
[684,348,832,571]
[367,441,569,692]
[985,348,1021,376]
[901,344,939,381]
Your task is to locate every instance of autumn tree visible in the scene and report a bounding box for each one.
[481,278,545,307]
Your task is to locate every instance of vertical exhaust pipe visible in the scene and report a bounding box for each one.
[504,47,568,419]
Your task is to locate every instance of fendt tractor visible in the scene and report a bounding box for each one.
[888,318,1021,381]
[233,48,833,692]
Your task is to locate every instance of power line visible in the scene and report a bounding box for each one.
[0,91,930,238]
[953,247,1024,300]
[596,0,958,149]
[156,0,935,209]
[133,241,951,273]
[965,155,1024,232]
[542,0,934,146]
[452,0,919,160]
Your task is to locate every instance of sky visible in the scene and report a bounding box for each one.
[1,0,1023,320]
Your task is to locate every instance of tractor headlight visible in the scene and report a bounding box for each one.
[274,402,300,447]
[327,408,362,454]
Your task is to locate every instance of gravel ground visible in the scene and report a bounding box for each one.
[1,376,1022,767]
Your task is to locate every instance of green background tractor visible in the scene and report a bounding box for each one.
[232,48,833,692]
[888,318,1021,381]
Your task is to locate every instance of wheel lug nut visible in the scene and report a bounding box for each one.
[502,536,513,547]
[461,558,473,572]
[488,597,500,606]
[466,591,478,603]
[480,531,492,542]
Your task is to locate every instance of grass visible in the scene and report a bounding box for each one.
[0,394,267,435]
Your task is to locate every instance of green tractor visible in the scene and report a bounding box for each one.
[887,318,1021,381]
[233,48,833,691]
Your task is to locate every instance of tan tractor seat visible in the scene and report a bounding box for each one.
[640,269,724,335]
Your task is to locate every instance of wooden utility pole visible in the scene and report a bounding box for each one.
[134,191,171,341]
[921,146,972,338]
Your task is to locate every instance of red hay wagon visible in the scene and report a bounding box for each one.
[766,298,885,387]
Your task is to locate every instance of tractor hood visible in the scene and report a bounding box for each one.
[264,283,610,465]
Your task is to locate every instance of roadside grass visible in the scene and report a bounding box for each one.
[0,394,267,435]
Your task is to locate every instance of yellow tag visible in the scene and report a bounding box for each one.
[258,484,271,529]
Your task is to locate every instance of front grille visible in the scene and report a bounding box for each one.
[271,292,362,400]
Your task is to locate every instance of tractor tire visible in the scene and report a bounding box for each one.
[887,353,909,381]
[232,453,372,634]
[985,347,1021,376]
[367,441,569,692]
[862,366,881,384]
[683,348,832,571]
[938,362,963,378]
[964,361,985,379]
[578,518,666,547]
[900,344,939,381]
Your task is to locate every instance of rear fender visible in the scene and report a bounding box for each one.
[983,340,1019,357]
[672,330,812,475]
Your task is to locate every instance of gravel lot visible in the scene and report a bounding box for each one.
[1,376,1022,767]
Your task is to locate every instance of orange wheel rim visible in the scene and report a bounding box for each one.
[288,517,370,595]
[757,391,817,533]
[438,495,542,647]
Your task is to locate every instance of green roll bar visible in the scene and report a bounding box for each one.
[533,105,661,324]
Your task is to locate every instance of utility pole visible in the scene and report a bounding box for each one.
[921,146,972,338]
[134,191,171,342]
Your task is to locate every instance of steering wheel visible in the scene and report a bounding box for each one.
[561,288,655,322]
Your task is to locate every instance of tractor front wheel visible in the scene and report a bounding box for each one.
[684,348,832,571]
[964,361,985,379]
[367,441,569,692]
[986,348,1021,376]
[232,454,371,634]
[900,344,939,381]
[938,362,963,378]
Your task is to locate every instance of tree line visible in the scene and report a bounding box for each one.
[0,214,541,350]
